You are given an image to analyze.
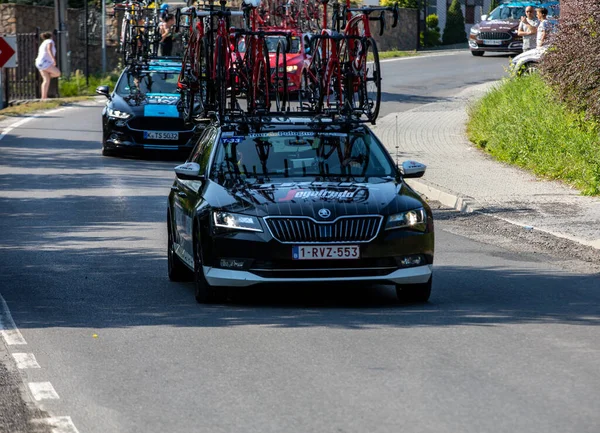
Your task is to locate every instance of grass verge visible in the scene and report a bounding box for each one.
[467,74,600,196]
[59,70,119,97]
[0,97,93,122]
[370,50,417,61]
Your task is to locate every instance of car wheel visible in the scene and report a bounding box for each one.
[167,212,193,282]
[471,51,484,57]
[523,63,539,76]
[395,276,432,303]
[193,235,227,304]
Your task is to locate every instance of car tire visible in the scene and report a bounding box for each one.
[471,51,484,57]
[167,212,193,282]
[193,235,227,304]
[395,276,432,303]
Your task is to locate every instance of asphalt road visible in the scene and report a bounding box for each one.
[1,51,599,433]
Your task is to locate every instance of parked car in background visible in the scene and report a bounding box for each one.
[97,59,204,157]
[469,1,559,57]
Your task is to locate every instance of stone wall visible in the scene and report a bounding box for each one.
[0,4,55,35]
[370,8,419,52]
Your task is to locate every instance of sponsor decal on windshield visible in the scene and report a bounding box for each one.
[146,93,179,105]
[247,132,347,138]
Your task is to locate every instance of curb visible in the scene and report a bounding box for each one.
[407,178,600,251]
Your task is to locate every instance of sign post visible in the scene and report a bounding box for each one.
[0,35,18,109]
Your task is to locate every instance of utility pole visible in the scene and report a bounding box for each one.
[102,0,107,73]
[54,0,69,78]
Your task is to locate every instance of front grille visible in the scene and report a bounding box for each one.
[127,117,193,132]
[265,215,383,244]
[478,32,511,40]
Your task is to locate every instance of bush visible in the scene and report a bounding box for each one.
[541,0,600,122]
[421,14,441,47]
[467,75,600,195]
[59,70,119,97]
[443,0,466,45]
[380,0,418,8]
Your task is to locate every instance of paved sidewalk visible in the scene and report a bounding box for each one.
[373,82,600,251]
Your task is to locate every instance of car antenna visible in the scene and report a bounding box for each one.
[395,114,400,167]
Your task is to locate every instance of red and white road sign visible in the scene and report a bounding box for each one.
[0,36,17,68]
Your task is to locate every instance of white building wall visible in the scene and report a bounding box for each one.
[432,0,492,42]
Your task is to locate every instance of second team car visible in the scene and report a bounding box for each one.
[469,1,559,56]
[167,114,435,304]
[97,59,204,157]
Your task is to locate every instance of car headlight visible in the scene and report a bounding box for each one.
[470,27,480,35]
[213,211,263,232]
[286,65,298,73]
[385,208,427,231]
[107,108,132,119]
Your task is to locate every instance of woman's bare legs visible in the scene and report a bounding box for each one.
[40,66,61,100]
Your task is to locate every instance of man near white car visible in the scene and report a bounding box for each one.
[517,6,539,51]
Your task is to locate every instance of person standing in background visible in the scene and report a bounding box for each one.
[35,32,61,100]
[517,6,539,51]
[159,14,176,56]
[536,7,551,48]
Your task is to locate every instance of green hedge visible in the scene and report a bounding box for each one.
[467,75,600,196]
[59,71,119,97]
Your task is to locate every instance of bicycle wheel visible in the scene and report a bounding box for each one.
[360,38,381,123]
[215,35,228,117]
[274,40,288,112]
[297,45,322,112]
[247,39,271,113]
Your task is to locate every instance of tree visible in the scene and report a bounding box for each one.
[380,0,419,8]
[488,0,499,14]
[421,14,441,47]
[442,0,466,45]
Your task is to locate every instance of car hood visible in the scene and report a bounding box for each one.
[110,93,181,118]
[204,179,426,218]
[474,20,519,32]
[269,52,304,66]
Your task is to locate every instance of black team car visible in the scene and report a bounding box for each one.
[97,59,203,157]
[167,115,435,303]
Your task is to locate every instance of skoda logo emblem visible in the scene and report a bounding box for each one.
[318,208,331,219]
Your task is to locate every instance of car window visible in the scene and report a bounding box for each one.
[211,130,395,182]
[116,70,180,95]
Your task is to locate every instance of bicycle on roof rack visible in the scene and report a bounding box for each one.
[115,0,164,65]
[295,0,397,124]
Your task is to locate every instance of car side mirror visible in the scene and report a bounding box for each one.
[96,85,111,100]
[174,162,205,181]
[400,160,427,178]
[481,14,488,21]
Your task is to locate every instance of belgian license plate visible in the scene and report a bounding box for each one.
[144,131,179,140]
[292,245,360,260]
[483,39,503,46]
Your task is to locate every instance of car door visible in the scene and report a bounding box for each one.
[172,126,219,264]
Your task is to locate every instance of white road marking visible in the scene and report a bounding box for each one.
[28,382,60,401]
[0,107,69,142]
[0,293,27,345]
[12,353,41,369]
[38,417,80,433]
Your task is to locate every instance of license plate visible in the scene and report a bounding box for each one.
[483,39,503,46]
[143,131,179,140]
[292,245,360,260]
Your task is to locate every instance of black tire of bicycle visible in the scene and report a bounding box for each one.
[274,40,288,112]
[215,35,228,117]
[362,37,381,123]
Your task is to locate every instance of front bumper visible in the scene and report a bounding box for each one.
[102,117,198,153]
[204,264,432,287]
[469,36,522,53]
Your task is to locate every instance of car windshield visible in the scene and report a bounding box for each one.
[488,6,525,20]
[238,37,301,54]
[116,69,179,96]
[211,130,396,183]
